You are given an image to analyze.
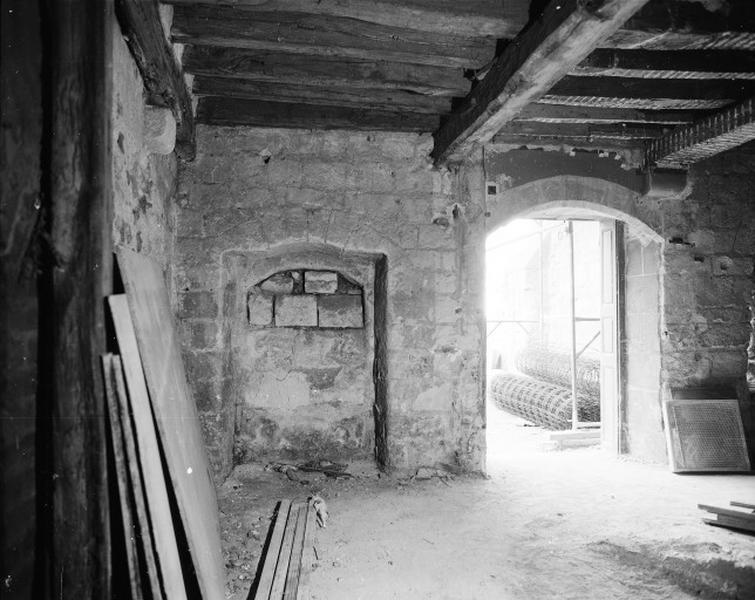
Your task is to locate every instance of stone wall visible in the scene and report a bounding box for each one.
[112,21,176,274]
[484,147,755,463]
[174,127,486,479]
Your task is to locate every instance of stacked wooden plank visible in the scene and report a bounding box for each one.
[100,248,226,599]
[699,502,755,535]
[252,499,317,600]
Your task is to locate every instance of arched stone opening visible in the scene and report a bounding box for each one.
[485,176,667,463]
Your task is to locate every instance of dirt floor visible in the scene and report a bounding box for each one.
[218,404,755,599]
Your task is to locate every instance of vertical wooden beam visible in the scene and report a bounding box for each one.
[42,0,114,596]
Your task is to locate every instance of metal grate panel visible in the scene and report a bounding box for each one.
[664,398,750,473]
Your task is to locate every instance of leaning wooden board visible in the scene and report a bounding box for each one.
[109,296,186,599]
[116,247,225,600]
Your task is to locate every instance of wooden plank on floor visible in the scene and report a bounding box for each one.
[295,500,317,600]
[111,355,164,600]
[283,503,308,600]
[252,500,292,600]
[102,354,144,600]
[109,295,186,600]
[703,516,755,534]
[269,502,302,599]
[698,504,755,522]
[115,247,226,600]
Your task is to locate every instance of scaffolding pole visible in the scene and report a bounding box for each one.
[566,221,579,430]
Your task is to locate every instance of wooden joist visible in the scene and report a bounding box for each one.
[197,97,440,132]
[431,0,651,164]
[609,0,755,50]
[550,76,753,102]
[516,103,697,125]
[498,121,666,141]
[162,0,529,38]
[193,76,452,115]
[646,95,755,168]
[574,49,755,80]
[699,502,755,535]
[182,46,469,96]
[171,5,496,69]
[115,0,195,159]
[538,95,733,111]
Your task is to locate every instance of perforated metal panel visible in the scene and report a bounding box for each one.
[663,398,751,473]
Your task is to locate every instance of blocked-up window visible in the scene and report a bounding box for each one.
[247,269,364,329]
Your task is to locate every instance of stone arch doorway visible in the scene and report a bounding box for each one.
[485,176,668,463]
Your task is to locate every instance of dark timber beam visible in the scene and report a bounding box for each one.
[193,76,452,115]
[431,0,651,164]
[646,96,755,168]
[182,46,469,96]
[516,103,696,125]
[549,76,754,101]
[538,95,732,111]
[574,49,755,80]
[43,0,114,596]
[115,0,195,159]
[197,97,440,131]
[497,122,666,144]
[171,5,496,69]
[162,0,529,38]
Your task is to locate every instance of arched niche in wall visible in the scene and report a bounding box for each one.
[485,175,667,464]
[220,242,389,470]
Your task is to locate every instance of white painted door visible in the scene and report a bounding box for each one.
[600,220,620,454]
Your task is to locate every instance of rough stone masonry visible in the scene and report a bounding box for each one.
[175,127,486,480]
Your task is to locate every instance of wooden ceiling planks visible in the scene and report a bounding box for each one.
[165,0,755,162]
[164,0,529,38]
[192,76,452,115]
[182,46,470,96]
[197,97,440,131]
[171,0,532,132]
[171,5,497,69]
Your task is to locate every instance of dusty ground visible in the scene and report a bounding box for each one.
[218,404,755,600]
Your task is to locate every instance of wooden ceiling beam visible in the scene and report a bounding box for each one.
[490,134,642,151]
[162,0,529,38]
[171,6,496,69]
[646,96,755,168]
[431,0,651,164]
[497,121,667,141]
[196,97,440,131]
[550,76,754,101]
[192,76,452,115]
[608,0,755,50]
[115,0,194,159]
[574,49,755,80]
[538,95,733,111]
[182,46,469,96]
[516,103,697,125]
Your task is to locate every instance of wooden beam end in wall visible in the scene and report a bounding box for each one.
[431,0,652,165]
[115,0,195,160]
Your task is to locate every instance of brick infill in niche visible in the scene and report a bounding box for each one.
[247,269,364,329]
